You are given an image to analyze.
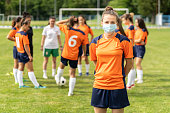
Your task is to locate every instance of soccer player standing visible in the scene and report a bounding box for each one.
[90,6,133,113]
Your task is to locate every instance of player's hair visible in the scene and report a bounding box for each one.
[121,13,134,24]
[21,20,30,27]
[12,17,22,27]
[67,16,75,29]
[136,18,149,35]
[102,6,126,36]
[23,12,31,19]
[78,15,87,25]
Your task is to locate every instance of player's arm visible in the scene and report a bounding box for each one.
[41,35,46,51]
[57,35,62,51]
[56,19,69,26]
[82,45,86,56]
[124,58,133,75]
[89,28,94,43]
[24,44,33,62]
[93,60,97,66]
[7,35,15,41]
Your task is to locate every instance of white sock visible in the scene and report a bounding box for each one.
[131,69,136,84]
[28,72,39,87]
[69,77,76,94]
[13,68,18,83]
[85,64,90,73]
[43,70,47,75]
[127,69,134,87]
[17,70,23,86]
[55,67,64,84]
[77,64,82,73]
[52,69,56,76]
[137,69,143,81]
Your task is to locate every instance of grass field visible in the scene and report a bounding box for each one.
[0,28,170,113]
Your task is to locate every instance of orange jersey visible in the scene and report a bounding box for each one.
[90,33,133,90]
[15,31,30,53]
[8,27,19,46]
[125,25,135,40]
[134,28,148,45]
[59,24,86,60]
[77,25,94,44]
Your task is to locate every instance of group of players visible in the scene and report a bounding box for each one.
[6,6,148,113]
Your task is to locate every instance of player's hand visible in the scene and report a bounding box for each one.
[40,46,43,51]
[29,56,33,62]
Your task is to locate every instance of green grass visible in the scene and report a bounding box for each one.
[0,28,170,113]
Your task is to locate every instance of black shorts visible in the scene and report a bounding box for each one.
[17,52,30,64]
[133,45,145,59]
[78,44,89,57]
[13,46,18,59]
[91,88,130,109]
[61,56,78,69]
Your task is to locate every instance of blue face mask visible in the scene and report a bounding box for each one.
[102,24,117,33]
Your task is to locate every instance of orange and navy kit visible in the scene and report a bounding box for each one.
[125,25,135,42]
[15,31,30,64]
[90,33,133,90]
[59,24,87,60]
[134,28,148,45]
[133,28,148,59]
[77,24,94,44]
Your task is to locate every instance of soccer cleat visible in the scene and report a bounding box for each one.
[85,72,89,76]
[131,84,135,88]
[137,80,143,84]
[78,73,82,76]
[19,85,30,88]
[43,74,48,79]
[68,92,73,96]
[34,85,46,89]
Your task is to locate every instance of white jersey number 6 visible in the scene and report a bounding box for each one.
[68,35,78,47]
[16,37,20,48]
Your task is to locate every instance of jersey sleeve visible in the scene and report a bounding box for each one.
[90,41,97,61]
[42,27,47,36]
[121,40,133,58]
[89,27,94,36]
[59,24,67,34]
[128,30,134,40]
[8,29,16,37]
[23,35,30,45]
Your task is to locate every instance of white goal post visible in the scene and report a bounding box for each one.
[0,14,5,24]
[59,8,129,28]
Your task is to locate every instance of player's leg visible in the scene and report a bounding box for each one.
[94,107,107,113]
[52,48,59,77]
[85,44,90,76]
[111,108,124,113]
[55,56,66,85]
[17,62,25,88]
[43,57,48,79]
[68,59,78,96]
[13,46,19,84]
[136,57,143,83]
[77,45,83,76]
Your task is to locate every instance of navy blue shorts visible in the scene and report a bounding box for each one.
[17,52,30,64]
[78,44,89,57]
[61,56,78,69]
[133,45,145,59]
[13,46,18,59]
[91,88,130,109]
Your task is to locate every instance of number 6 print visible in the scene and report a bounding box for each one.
[68,35,78,47]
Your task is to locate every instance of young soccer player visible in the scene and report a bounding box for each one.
[77,15,94,76]
[41,16,62,79]
[90,6,133,113]
[7,17,22,84]
[23,12,34,57]
[15,20,46,88]
[121,13,136,89]
[55,16,87,96]
[133,18,148,84]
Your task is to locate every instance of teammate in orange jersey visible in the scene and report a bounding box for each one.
[121,13,136,89]
[7,17,22,84]
[55,17,86,96]
[77,15,94,76]
[133,18,149,84]
[90,6,133,113]
[15,21,46,88]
